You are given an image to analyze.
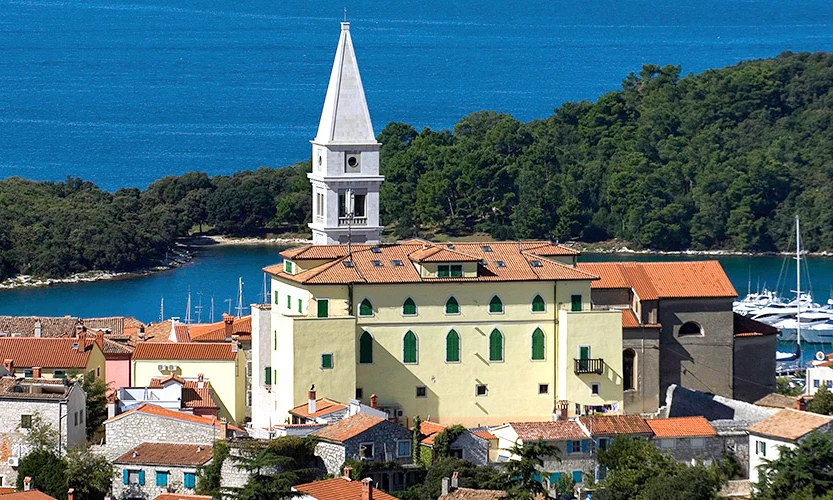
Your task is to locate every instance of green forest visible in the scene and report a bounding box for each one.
[1,51,832,279]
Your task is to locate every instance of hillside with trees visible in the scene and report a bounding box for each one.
[1,51,832,279]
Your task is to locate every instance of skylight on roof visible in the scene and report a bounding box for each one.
[481,245,492,252]
[530,260,543,267]
[447,244,455,249]
[371,247,382,254]
[391,260,404,267]
[371,260,383,267]
[343,261,355,268]
[479,259,487,266]
[496,261,506,268]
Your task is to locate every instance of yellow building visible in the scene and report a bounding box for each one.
[259,240,623,427]
[131,342,246,424]
[0,335,106,381]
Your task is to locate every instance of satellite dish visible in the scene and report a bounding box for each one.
[816,351,826,362]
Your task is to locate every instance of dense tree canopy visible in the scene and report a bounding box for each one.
[2,52,833,279]
[755,432,833,500]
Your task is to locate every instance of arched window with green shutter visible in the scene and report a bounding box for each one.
[446,330,460,362]
[403,330,418,363]
[531,328,545,360]
[359,331,373,364]
[532,294,545,312]
[445,296,459,315]
[402,297,417,316]
[359,298,373,317]
[489,329,504,362]
[489,295,503,314]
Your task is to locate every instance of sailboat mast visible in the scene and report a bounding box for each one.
[796,215,801,347]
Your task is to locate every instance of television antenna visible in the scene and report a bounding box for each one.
[184,287,192,324]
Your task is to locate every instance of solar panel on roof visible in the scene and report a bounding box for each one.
[371,247,382,254]
[496,261,506,268]
[481,245,492,252]
[391,260,404,267]
[531,260,543,267]
[343,261,355,268]
[371,260,383,267]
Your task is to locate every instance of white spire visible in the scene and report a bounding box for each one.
[314,22,377,145]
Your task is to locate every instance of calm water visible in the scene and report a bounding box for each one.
[1,0,833,190]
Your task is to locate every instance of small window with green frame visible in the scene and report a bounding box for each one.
[571,294,582,312]
[297,298,302,313]
[273,291,278,304]
[531,294,545,312]
[402,297,417,316]
[317,299,329,318]
[445,296,459,315]
[489,295,504,314]
[438,264,463,278]
[321,353,334,369]
[284,260,293,274]
[359,298,373,317]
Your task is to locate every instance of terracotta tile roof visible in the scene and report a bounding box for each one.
[439,489,508,499]
[0,377,72,400]
[579,415,653,436]
[82,317,129,335]
[155,495,213,500]
[578,261,737,299]
[754,393,800,409]
[132,342,237,361]
[472,429,496,440]
[0,316,140,338]
[293,477,397,500]
[509,421,588,441]
[748,409,833,441]
[268,241,596,285]
[105,403,240,431]
[734,313,779,337]
[101,337,134,356]
[0,337,95,368]
[645,417,716,438]
[189,316,252,342]
[0,491,57,500]
[520,241,580,256]
[115,442,213,466]
[0,487,15,495]
[147,377,219,410]
[418,420,447,445]
[289,398,347,419]
[621,309,661,329]
[409,246,481,263]
[311,413,386,443]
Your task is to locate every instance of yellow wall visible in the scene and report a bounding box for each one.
[86,344,107,381]
[557,309,623,412]
[132,351,246,424]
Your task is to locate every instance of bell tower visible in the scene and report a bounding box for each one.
[308,22,384,245]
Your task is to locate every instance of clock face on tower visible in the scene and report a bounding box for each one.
[344,152,361,173]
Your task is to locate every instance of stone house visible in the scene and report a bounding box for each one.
[0,377,86,488]
[102,403,239,460]
[113,442,213,500]
[417,421,489,466]
[578,415,654,482]
[577,261,776,414]
[491,420,593,491]
[294,474,397,500]
[311,413,416,491]
[748,409,833,485]
[645,416,721,464]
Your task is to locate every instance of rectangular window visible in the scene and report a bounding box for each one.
[598,438,610,451]
[572,470,583,483]
[815,380,821,388]
[438,265,450,278]
[660,439,676,449]
[538,384,549,394]
[321,353,333,370]
[74,412,78,426]
[396,440,411,458]
[298,299,302,313]
[156,471,169,487]
[284,260,293,274]
[591,383,600,396]
[20,415,32,429]
[317,299,329,318]
[449,448,463,459]
[416,386,427,398]
[475,384,488,397]
[264,367,271,385]
[80,410,84,424]
[450,264,462,277]
[571,294,582,312]
[23,370,32,378]
[246,390,252,406]
[690,438,705,449]
[355,388,363,400]
[53,370,66,378]
[756,440,766,457]
[128,470,140,485]
[287,294,292,309]
[360,443,375,460]
[183,472,196,489]
[354,194,366,217]
[568,441,581,453]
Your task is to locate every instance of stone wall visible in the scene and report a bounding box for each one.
[623,328,661,415]
[315,441,346,475]
[111,463,203,499]
[450,432,488,466]
[104,412,220,460]
[342,421,413,466]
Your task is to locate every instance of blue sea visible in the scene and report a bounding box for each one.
[1,0,833,190]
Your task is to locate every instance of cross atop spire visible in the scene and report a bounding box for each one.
[343,7,347,22]
[314,21,376,145]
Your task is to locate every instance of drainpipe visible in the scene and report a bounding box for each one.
[554,281,559,410]
[348,284,354,316]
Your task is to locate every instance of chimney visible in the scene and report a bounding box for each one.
[107,400,117,419]
[343,466,353,480]
[308,385,317,415]
[23,477,31,491]
[220,417,228,439]
[223,314,234,339]
[3,359,13,375]
[369,394,378,409]
[361,478,373,500]
[67,489,74,500]
[441,478,450,496]
[33,321,42,338]
[231,341,238,353]
[75,334,86,353]
[197,373,205,389]
[95,331,104,350]
[451,471,459,489]
[32,367,41,379]
[138,325,145,339]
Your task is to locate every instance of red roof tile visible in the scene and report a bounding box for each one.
[748,409,833,440]
[621,309,661,329]
[155,494,213,500]
[147,377,218,410]
[311,413,386,443]
[289,398,347,419]
[645,417,716,438]
[0,337,96,368]
[115,442,213,466]
[189,316,252,342]
[578,261,737,299]
[0,492,57,500]
[105,403,239,431]
[579,415,653,436]
[509,421,588,441]
[418,421,447,445]
[409,246,481,263]
[132,342,237,361]
[472,429,496,440]
[294,478,397,500]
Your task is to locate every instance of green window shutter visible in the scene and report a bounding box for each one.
[571,294,582,312]
[359,299,373,317]
[580,346,590,359]
[274,291,278,304]
[317,299,329,318]
[450,265,463,277]
[298,299,302,313]
[489,296,503,313]
[446,330,460,362]
[273,331,277,351]
[445,297,459,314]
[321,353,333,369]
[489,329,503,361]
[532,328,545,360]
[438,265,450,278]
[287,295,291,309]
[264,367,271,385]
[403,331,417,363]
[532,294,545,312]
[359,331,373,364]
[403,298,416,315]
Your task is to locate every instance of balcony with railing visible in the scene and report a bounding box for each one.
[574,358,604,375]
[338,216,367,227]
